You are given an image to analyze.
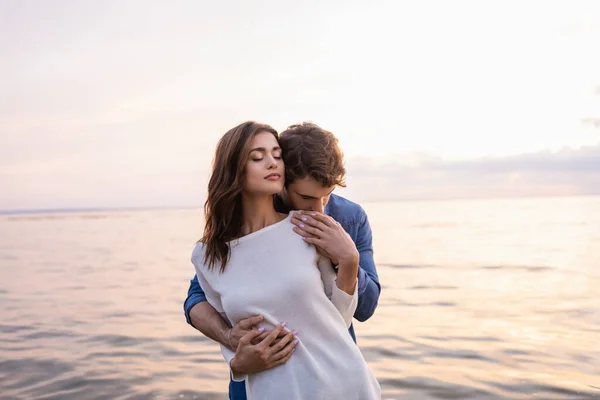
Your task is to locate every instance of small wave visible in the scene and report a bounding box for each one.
[378,376,496,399]
[0,324,34,334]
[502,349,529,356]
[429,350,496,363]
[487,380,598,399]
[481,265,554,272]
[409,285,458,290]
[100,311,133,319]
[169,335,214,343]
[23,329,77,340]
[420,335,500,343]
[6,213,131,221]
[413,222,457,228]
[80,334,152,347]
[83,351,148,360]
[397,301,457,307]
[386,264,435,269]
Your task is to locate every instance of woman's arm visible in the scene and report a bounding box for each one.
[317,256,358,328]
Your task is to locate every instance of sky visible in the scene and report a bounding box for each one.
[1,0,599,209]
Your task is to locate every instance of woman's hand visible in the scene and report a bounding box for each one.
[291,211,359,294]
[291,211,359,266]
[230,322,299,375]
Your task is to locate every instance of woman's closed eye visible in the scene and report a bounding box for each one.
[252,155,282,161]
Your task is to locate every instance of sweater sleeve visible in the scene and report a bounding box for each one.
[317,255,358,328]
[191,245,246,382]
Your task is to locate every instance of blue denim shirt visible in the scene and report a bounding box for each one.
[183,194,381,400]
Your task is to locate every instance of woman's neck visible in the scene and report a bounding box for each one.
[240,194,282,236]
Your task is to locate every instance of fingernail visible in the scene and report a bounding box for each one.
[258,327,264,332]
[281,321,287,328]
[301,217,307,221]
[294,338,299,344]
[292,330,298,335]
[292,348,296,353]
[302,237,306,240]
[299,224,305,228]
[311,213,316,216]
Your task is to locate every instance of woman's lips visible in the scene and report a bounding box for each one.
[264,173,281,181]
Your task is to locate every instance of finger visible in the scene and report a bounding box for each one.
[271,335,298,362]
[303,236,323,246]
[300,216,330,232]
[309,212,338,229]
[291,213,305,223]
[250,330,271,345]
[291,215,326,233]
[299,210,327,220]
[300,210,336,228]
[293,212,322,227]
[239,328,265,345]
[267,350,294,369]
[292,225,318,237]
[236,315,264,330]
[253,327,285,343]
[278,328,290,338]
[263,336,287,347]
[256,330,286,342]
[258,323,284,348]
[266,330,294,356]
[293,226,321,238]
[300,222,324,236]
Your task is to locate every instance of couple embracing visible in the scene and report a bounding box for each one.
[186,121,382,399]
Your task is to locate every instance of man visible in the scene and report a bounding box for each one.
[184,122,381,399]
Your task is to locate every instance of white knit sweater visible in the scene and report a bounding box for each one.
[191,211,381,399]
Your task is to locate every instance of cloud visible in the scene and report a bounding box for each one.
[341,144,600,201]
[582,118,600,128]
[2,141,600,210]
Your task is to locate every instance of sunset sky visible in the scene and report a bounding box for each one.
[1,0,599,209]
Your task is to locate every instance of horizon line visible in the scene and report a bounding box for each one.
[1,192,599,216]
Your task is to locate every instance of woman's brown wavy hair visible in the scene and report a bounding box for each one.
[200,121,279,272]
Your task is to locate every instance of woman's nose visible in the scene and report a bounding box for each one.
[267,156,278,168]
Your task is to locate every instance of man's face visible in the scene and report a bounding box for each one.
[286,177,336,213]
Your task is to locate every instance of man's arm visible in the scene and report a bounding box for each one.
[353,210,381,322]
[183,275,207,326]
[184,274,264,350]
[184,275,234,348]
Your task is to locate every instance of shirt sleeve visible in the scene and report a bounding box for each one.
[353,209,382,322]
[183,274,207,326]
[317,255,358,328]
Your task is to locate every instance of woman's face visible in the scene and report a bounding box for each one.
[243,131,285,195]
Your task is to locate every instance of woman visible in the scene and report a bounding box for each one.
[191,121,381,399]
